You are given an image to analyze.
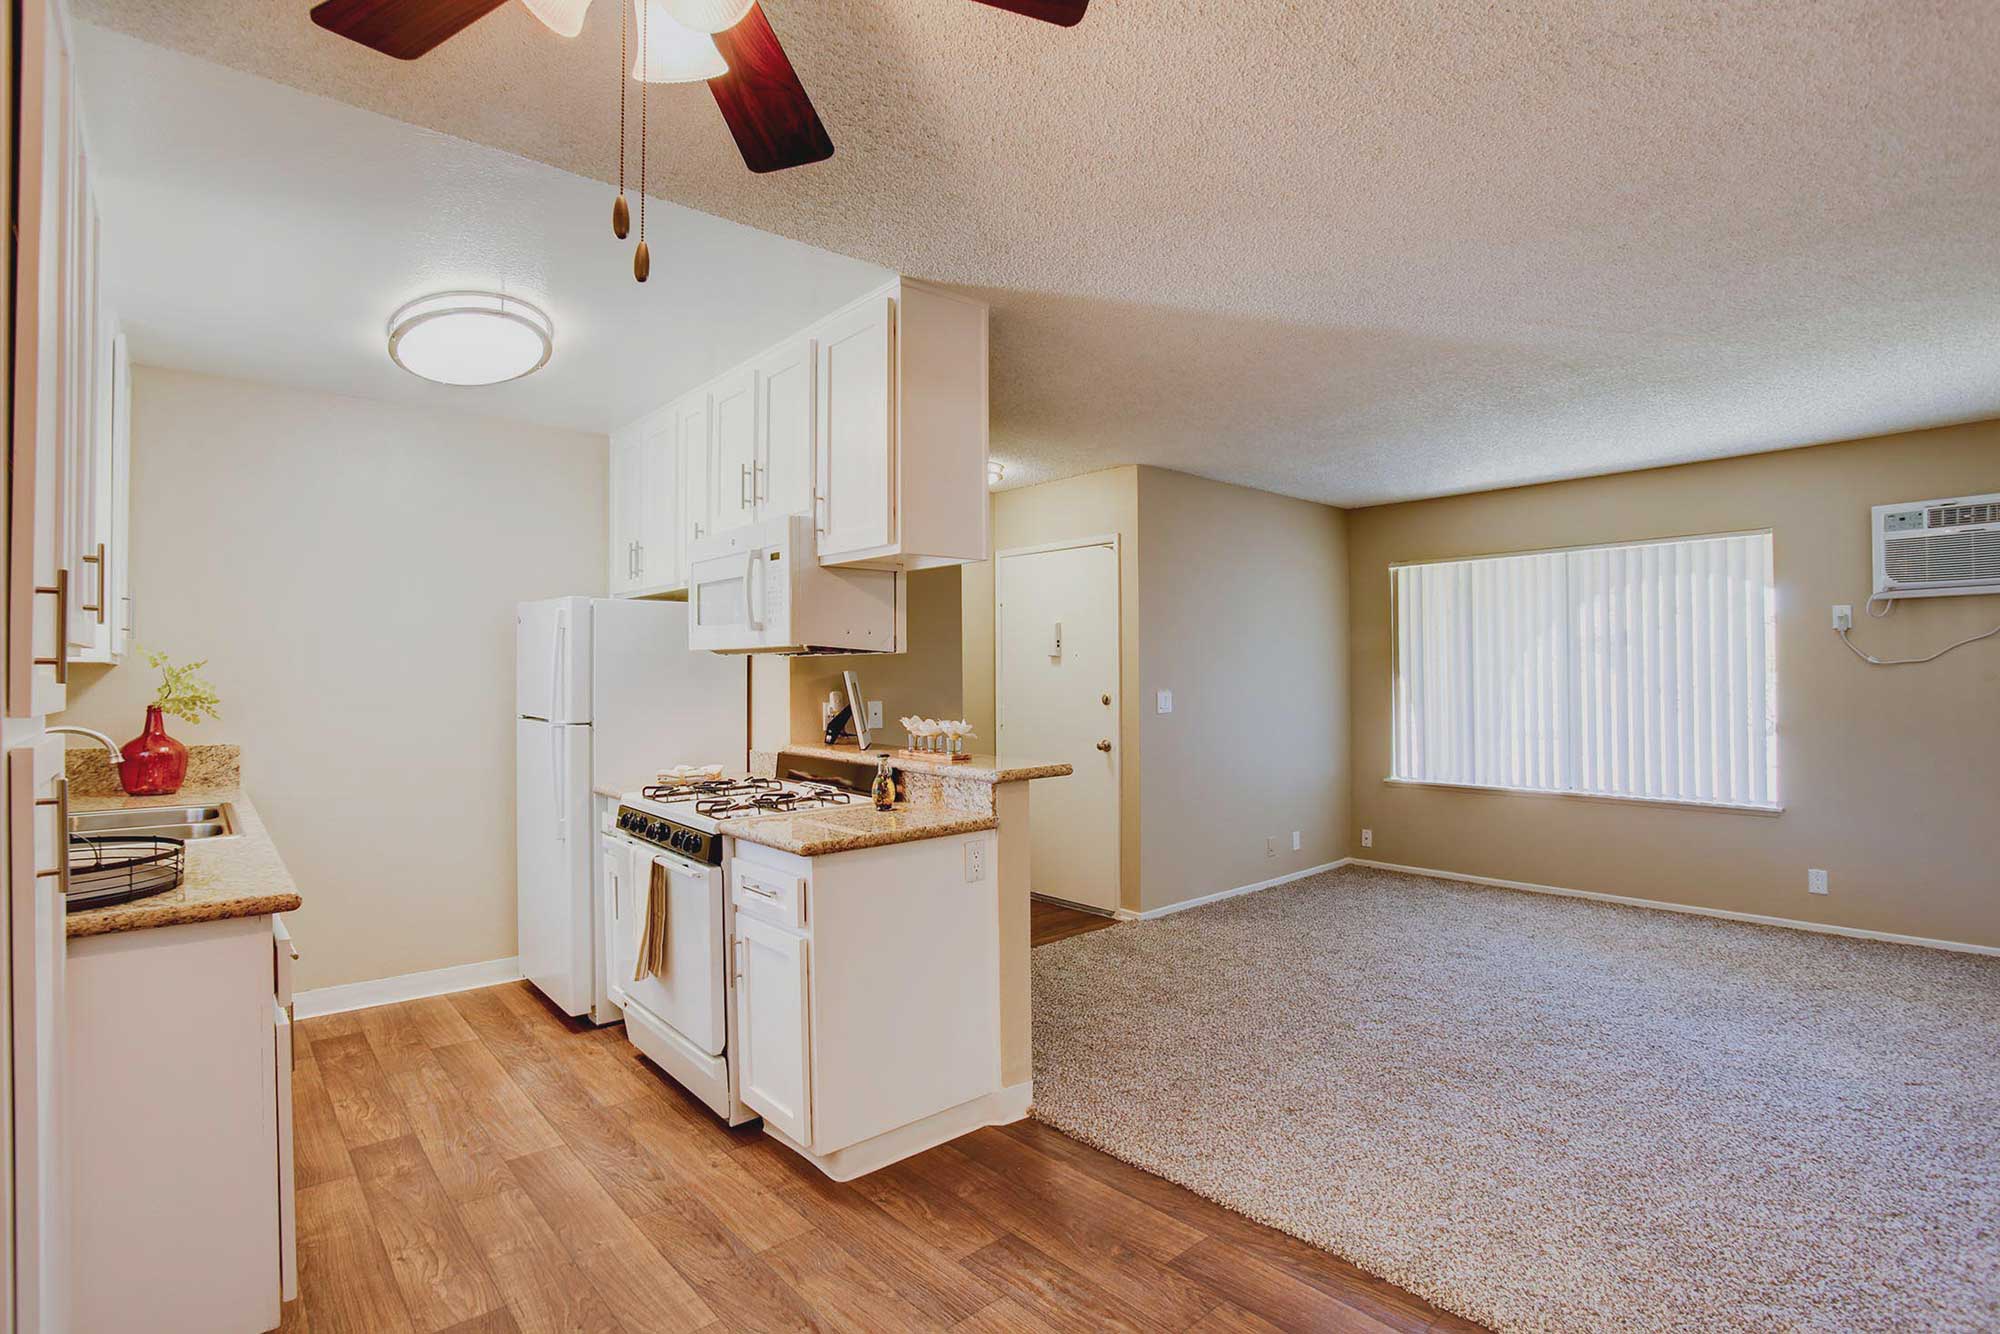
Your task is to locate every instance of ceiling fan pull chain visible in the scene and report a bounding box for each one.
[613,0,630,239]
[634,0,651,283]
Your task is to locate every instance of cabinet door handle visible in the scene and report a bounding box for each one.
[732,936,745,982]
[635,542,645,577]
[33,775,70,899]
[32,569,70,685]
[79,542,105,623]
[740,463,752,508]
[753,462,766,507]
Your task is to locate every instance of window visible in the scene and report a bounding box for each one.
[1391,532,1778,809]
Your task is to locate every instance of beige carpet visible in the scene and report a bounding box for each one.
[1031,866,2000,1333]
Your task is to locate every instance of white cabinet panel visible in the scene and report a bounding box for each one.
[756,337,814,523]
[711,367,759,537]
[815,297,895,562]
[734,914,811,1146]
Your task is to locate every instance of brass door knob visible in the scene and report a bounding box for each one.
[1096,739,1112,752]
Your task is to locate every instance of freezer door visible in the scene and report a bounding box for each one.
[517,596,593,723]
[589,598,750,791]
[517,720,594,1015]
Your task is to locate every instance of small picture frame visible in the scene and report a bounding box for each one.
[842,669,870,749]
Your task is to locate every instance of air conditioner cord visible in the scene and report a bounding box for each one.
[1838,620,2000,666]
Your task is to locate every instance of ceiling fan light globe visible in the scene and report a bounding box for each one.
[663,0,755,33]
[632,0,729,81]
[520,0,592,38]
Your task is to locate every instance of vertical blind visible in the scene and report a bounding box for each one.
[1392,532,1778,808]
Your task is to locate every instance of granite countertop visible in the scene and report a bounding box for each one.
[65,787,303,938]
[779,742,1073,785]
[718,801,998,857]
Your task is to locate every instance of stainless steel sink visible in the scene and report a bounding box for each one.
[69,803,236,841]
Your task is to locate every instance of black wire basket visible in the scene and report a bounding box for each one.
[66,835,184,912]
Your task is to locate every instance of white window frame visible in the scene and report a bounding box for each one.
[1387,529,1781,815]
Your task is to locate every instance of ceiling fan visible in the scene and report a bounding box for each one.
[308,0,1090,174]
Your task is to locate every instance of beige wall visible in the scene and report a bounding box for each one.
[782,565,964,746]
[964,468,1145,908]
[962,466,1352,915]
[1348,423,2000,948]
[1136,469,1349,913]
[61,367,606,991]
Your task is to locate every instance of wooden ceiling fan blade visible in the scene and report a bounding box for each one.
[308,0,511,60]
[967,0,1088,26]
[708,3,834,173]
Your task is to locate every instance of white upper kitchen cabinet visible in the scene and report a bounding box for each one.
[815,279,989,571]
[756,336,816,523]
[606,276,987,597]
[676,392,713,573]
[711,366,759,538]
[608,425,646,595]
[639,407,681,593]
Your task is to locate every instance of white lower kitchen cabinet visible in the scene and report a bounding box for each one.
[729,831,1026,1181]
[66,913,296,1333]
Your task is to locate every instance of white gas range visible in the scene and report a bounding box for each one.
[599,777,857,1125]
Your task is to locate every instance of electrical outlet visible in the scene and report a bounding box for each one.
[1832,605,1853,631]
[1361,828,1373,849]
[1156,689,1174,714]
[1292,831,1302,851]
[964,841,987,884]
[1265,835,1277,859]
[866,700,884,730]
[1808,868,1829,896]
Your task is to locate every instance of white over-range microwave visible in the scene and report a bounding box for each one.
[687,513,905,655]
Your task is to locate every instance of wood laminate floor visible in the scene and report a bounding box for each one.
[1029,899,1118,948]
[285,981,1484,1333]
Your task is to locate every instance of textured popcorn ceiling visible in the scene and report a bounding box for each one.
[73,0,2000,505]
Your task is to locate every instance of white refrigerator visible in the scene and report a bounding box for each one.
[516,597,748,1021]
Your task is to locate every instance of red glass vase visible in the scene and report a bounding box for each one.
[120,706,189,797]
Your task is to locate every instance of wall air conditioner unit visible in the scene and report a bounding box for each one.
[1872,492,2000,599]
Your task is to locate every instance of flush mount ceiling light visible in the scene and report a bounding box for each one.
[987,459,1006,487]
[387,292,553,386]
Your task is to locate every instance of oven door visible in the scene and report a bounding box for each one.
[606,835,728,1058]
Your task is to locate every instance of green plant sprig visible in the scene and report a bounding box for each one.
[141,646,222,726]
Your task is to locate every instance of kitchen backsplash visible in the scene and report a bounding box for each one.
[66,742,241,796]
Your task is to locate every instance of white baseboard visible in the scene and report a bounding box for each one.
[1138,859,1353,921]
[293,956,523,1019]
[1347,859,2000,957]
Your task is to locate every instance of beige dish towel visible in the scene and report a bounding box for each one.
[633,858,670,982]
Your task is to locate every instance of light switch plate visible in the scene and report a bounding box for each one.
[1156,689,1174,714]
[1808,868,1829,895]
[866,700,884,730]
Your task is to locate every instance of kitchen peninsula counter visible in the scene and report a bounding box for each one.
[719,801,998,857]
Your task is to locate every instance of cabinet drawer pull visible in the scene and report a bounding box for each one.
[32,569,70,685]
[79,542,106,623]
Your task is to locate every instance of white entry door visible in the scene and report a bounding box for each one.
[997,540,1120,913]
